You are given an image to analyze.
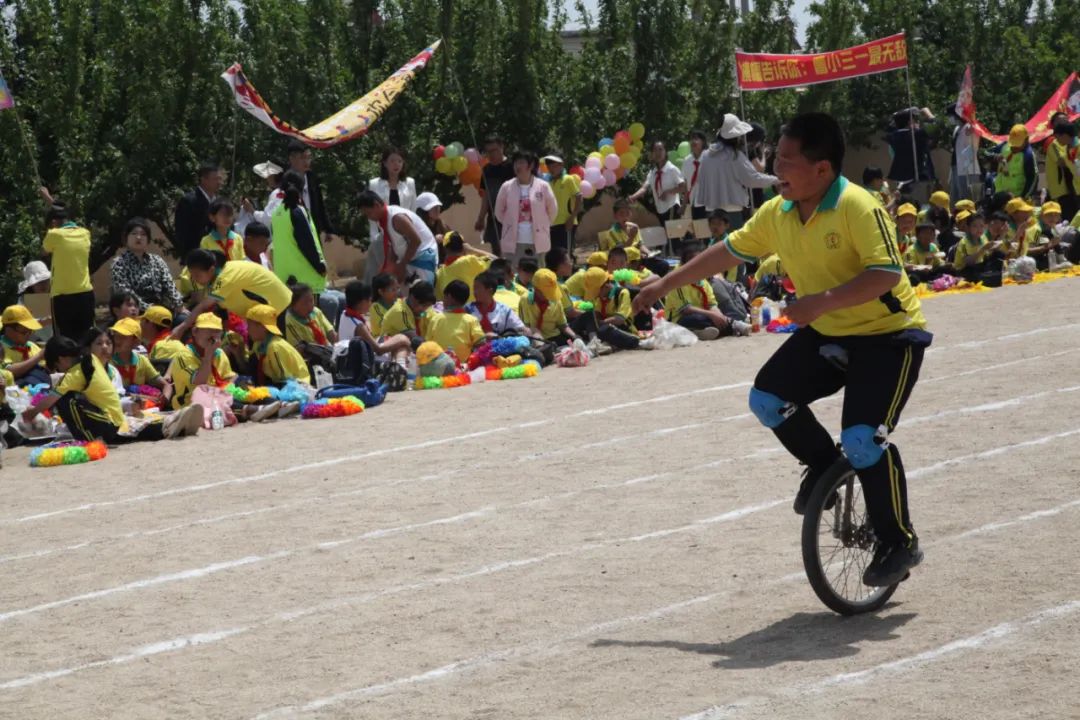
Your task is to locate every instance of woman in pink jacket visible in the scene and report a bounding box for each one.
[494,150,558,267]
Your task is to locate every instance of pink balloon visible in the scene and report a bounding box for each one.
[580,180,595,198]
[464,148,480,164]
[603,153,620,171]
[594,174,607,189]
[602,169,616,185]
[585,156,602,169]
[584,168,603,185]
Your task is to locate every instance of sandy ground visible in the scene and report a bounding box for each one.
[2,279,1080,720]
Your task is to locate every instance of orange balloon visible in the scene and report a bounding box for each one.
[614,136,631,154]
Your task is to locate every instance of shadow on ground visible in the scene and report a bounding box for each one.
[591,606,915,669]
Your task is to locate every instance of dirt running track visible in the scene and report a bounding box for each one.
[2,280,1079,720]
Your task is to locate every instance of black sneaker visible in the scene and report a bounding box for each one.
[863,538,924,587]
[792,466,837,515]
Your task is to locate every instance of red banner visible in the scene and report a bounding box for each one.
[960,69,1080,144]
[736,33,908,91]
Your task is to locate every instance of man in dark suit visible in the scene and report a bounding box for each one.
[287,139,334,237]
[173,161,224,262]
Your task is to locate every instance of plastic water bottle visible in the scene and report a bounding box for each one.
[750,303,761,333]
[210,409,224,430]
[406,355,418,390]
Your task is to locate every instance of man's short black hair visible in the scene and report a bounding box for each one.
[545,247,569,269]
[689,129,708,143]
[518,258,539,274]
[372,272,396,296]
[409,281,436,305]
[245,222,271,239]
[444,280,471,305]
[345,280,371,309]
[356,189,384,208]
[197,161,220,179]
[708,209,729,224]
[287,139,310,155]
[475,271,500,293]
[780,113,845,176]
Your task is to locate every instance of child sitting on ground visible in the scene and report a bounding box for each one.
[520,269,579,345]
[515,257,538,291]
[286,283,336,375]
[435,231,494,301]
[469,272,528,337]
[2,305,49,387]
[572,267,640,351]
[598,199,641,251]
[427,280,486,364]
[139,305,187,368]
[705,210,746,284]
[903,223,945,285]
[488,259,523,316]
[246,304,310,386]
[110,317,171,403]
[202,198,245,261]
[25,328,202,442]
[337,280,412,364]
[662,246,750,340]
[367,273,400,338]
[243,221,273,268]
[952,213,1001,281]
[544,247,582,320]
[381,280,440,347]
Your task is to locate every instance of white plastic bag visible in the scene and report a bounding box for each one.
[649,319,698,350]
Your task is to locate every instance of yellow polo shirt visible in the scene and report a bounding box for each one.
[285,308,334,347]
[201,230,246,262]
[953,235,987,269]
[381,299,417,336]
[148,335,187,363]
[903,242,942,268]
[494,287,522,316]
[564,270,587,299]
[726,177,925,336]
[426,310,484,363]
[662,282,718,324]
[54,355,127,432]
[256,336,310,384]
[435,255,489,301]
[520,292,569,340]
[112,353,161,386]
[1,338,42,369]
[369,299,395,337]
[168,345,236,410]
[598,225,641,251]
[208,261,292,316]
[595,287,633,322]
[551,174,582,225]
[43,224,92,296]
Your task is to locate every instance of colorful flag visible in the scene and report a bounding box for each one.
[221,41,440,148]
[0,69,14,111]
[735,33,908,92]
[959,68,1080,144]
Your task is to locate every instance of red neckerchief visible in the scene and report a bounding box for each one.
[189,343,228,387]
[690,159,700,191]
[445,254,462,266]
[691,281,710,309]
[112,352,138,386]
[148,329,171,352]
[474,301,496,333]
[3,338,31,360]
[305,314,327,345]
[344,308,367,327]
[535,294,550,320]
[211,230,235,257]
[378,206,393,272]
[654,166,664,194]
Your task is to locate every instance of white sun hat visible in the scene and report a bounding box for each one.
[719,113,753,140]
[253,161,284,179]
[416,192,443,212]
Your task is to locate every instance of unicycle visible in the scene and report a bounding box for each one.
[800,456,900,615]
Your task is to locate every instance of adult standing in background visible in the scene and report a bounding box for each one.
[993,124,1038,200]
[356,191,439,285]
[948,104,981,203]
[1046,118,1079,222]
[271,170,328,294]
[630,141,685,223]
[42,202,94,341]
[545,155,581,251]
[886,107,936,204]
[475,136,515,257]
[682,130,709,220]
[364,147,417,284]
[494,150,558,267]
[696,114,779,231]
[110,217,185,312]
[286,139,334,239]
[236,161,285,238]
[173,160,223,262]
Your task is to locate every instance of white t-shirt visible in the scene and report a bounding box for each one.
[384,205,438,261]
[516,183,534,245]
[682,154,704,207]
[646,161,685,215]
[337,312,363,342]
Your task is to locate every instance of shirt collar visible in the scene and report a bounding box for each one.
[779,176,848,214]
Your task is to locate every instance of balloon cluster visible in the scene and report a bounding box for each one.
[433,142,484,189]
[669,139,693,167]
[300,396,365,418]
[30,440,108,468]
[485,361,540,381]
[415,373,472,390]
[568,122,646,200]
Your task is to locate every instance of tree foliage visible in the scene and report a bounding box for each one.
[1,0,1077,302]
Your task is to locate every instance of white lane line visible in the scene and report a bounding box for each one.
[680,600,1080,720]
[908,427,1080,480]
[7,428,1077,695]
[1,382,752,526]
[928,322,1080,352]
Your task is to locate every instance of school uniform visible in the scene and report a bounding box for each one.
[285,308,335,348]
[200,230,246,262]
[44,223,94,341]
[426,310,484,362]
[168,344,236,410]
[254,335,310,385]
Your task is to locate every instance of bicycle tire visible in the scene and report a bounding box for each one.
[801,458,899,615]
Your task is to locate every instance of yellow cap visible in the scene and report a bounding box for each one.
[1,305,42,331]
[625,246,641,262]
[955,210,972,223]
[583,267,612,301]
[1009,124,1028,146]
[416,341,444,366]
[193,312,224,331]
[896,203,918,218]
[441,230,463,247]
[110,317,142,337]
[532,269,561,303]
[244,304,281,335]
[138,305,173,327]
[929,191,950,209]
[954,199,976,214]
[1005,197,1033,214]
[1041,201,1062,215]
[587,251,609,268]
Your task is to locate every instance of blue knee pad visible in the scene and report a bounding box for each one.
[841,424,887,469]
[748,387,796,429]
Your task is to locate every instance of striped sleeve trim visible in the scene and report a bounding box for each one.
[872,207,903,268]
[723,237,758,263]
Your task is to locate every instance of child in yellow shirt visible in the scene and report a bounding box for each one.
[427,280,486,364]
[1,305,49,387]
[544,247,582,319]
[520,269,580,344]
[285,283,337,348]
[381,281,440,344]
[200,199,245,261]
[597,199,641,251]
[435,231,494,301]
[139,305,186,369]
[110,318,170,399]
[574,267,640,350]
[662,247,746,340]
[488,259,524,315]
[246,304,311,386]
[367,273,400,337]
[42,202,94,341]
